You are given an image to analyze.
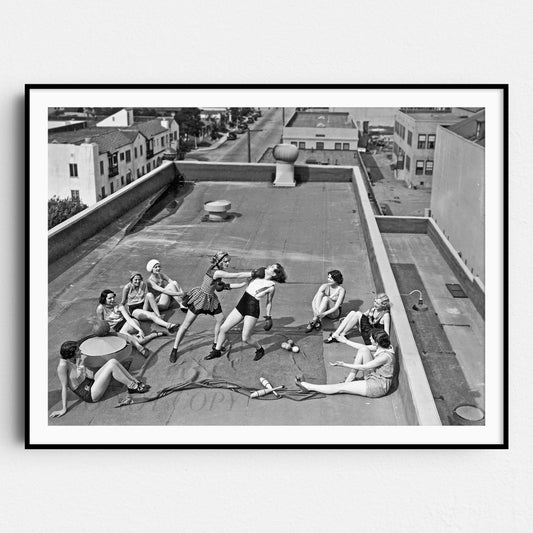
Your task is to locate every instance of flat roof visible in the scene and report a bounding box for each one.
[287,112,356,129]
[48,181,406,426]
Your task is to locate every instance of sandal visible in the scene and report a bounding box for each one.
[294,376,310,393]
[305,319,316,332]
[128,381,150,394]
[314,319,322,331]
[324,334,338,344]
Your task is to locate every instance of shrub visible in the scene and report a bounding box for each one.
[48,196,88,229]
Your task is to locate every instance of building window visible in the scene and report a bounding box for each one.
[126,171,132,184]
[136,169,140,178]
[110,182,114,193]
[334,143,341,150]
[161,136,165,147]
[140,145,143,156]
[407,130,412,146]
[121,176,124,185]
[101,186,106,198]
[120,152,125,161]
[291,141,297,146]
[69,163,78,177]
[417,134,426,149]
[415,160,424,175]
[406,155,411,171]
[425,160,434,175]
[343,143,349,150]
[298,142,306,149]
[134,147,138,158]
[316,142,324,150]
[427,134,436,149]
[142,166,145,175]
[147,162,151,172]
[71,190,80,200]
[126,150,131,162]
[100,161,104,175]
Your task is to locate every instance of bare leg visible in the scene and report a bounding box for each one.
[215,309,243,350]
[145,293,161,317]
[300,380,368,396]
[332,310,361,338]
[133,309,174,329]
[157,294,172,311]
[345,347,373,382]
[172,310,197,351]
[213,312,226,346]
[91,359,138,400]
[167,281,185,306]
[241,315,260,349]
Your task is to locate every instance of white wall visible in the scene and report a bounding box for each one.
[432,126,485,282]
[2,1,529,532]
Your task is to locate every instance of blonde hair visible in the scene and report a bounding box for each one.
[374,293,390,310]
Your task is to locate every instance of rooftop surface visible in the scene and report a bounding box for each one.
[48,180,407,426]
[400,111,465,123]
[286,112,356,129]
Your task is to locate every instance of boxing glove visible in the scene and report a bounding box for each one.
[251,267,266,279]
[263,315,273,331]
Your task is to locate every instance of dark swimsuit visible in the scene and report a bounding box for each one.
[236,292,260,318]
[70,377,95,403]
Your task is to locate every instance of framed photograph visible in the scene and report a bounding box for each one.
[27,84,507,448]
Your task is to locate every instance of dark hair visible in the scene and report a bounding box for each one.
[371,329,391,348]
[99,289,116,305]
[60,341,79,360]
[270,263,287,283]
[328,269,343,284]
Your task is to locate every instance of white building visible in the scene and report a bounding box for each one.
[431,110,485,282]
[282,111,359,150]
[48,109,179,205]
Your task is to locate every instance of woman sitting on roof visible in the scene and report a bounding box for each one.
[97,289,163,358]
[324,293,391,345]
[49,340,149,418]
[295,329,395,398]
[120,271,178,334]
[146,259,188,312]
[168,251,254,364]
[305,270,345,332]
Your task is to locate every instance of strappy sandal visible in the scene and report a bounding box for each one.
[314,319,322,331]
[324,334,338,344]
[128,381,150,394]
[305,319,316,332]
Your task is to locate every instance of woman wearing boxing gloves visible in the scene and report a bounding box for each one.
[205,263,287,362]
[168,251,253,363]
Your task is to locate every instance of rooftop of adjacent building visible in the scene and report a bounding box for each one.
[286,111,356,129]
[447,110,486,146]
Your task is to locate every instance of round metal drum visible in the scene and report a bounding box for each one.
[79,336,131,369]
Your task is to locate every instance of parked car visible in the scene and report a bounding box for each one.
[227,132,237,140]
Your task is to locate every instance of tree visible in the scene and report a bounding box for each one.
[173,108,203,138]
[48,196,88,229]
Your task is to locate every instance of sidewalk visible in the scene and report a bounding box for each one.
[189,134,228,153]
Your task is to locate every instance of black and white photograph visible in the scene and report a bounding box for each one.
[28,86,506,447]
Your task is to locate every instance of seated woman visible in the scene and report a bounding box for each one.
[49,340,149,418]
[324,292,390,345]
[206,263,287,362]
[121,271,178,334]
[305,270,345,332]
[97,289,163,357]
[146,259,188,312]
[295,329,395,398]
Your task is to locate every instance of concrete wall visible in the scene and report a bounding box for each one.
[352,169,441,426]
[174,161,353,183]
[48,162,177,263]
[431,125,485,283]
[376,216,428,234]
[427,218,485,317]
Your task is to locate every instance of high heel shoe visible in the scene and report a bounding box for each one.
[169,348,178,363]
[305,319,316,332]
[324,334,338,344]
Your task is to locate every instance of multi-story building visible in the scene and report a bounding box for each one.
[48,109,179,205]
[393,108,475,189]
[282,111,359,150]
[431,110,485,282]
